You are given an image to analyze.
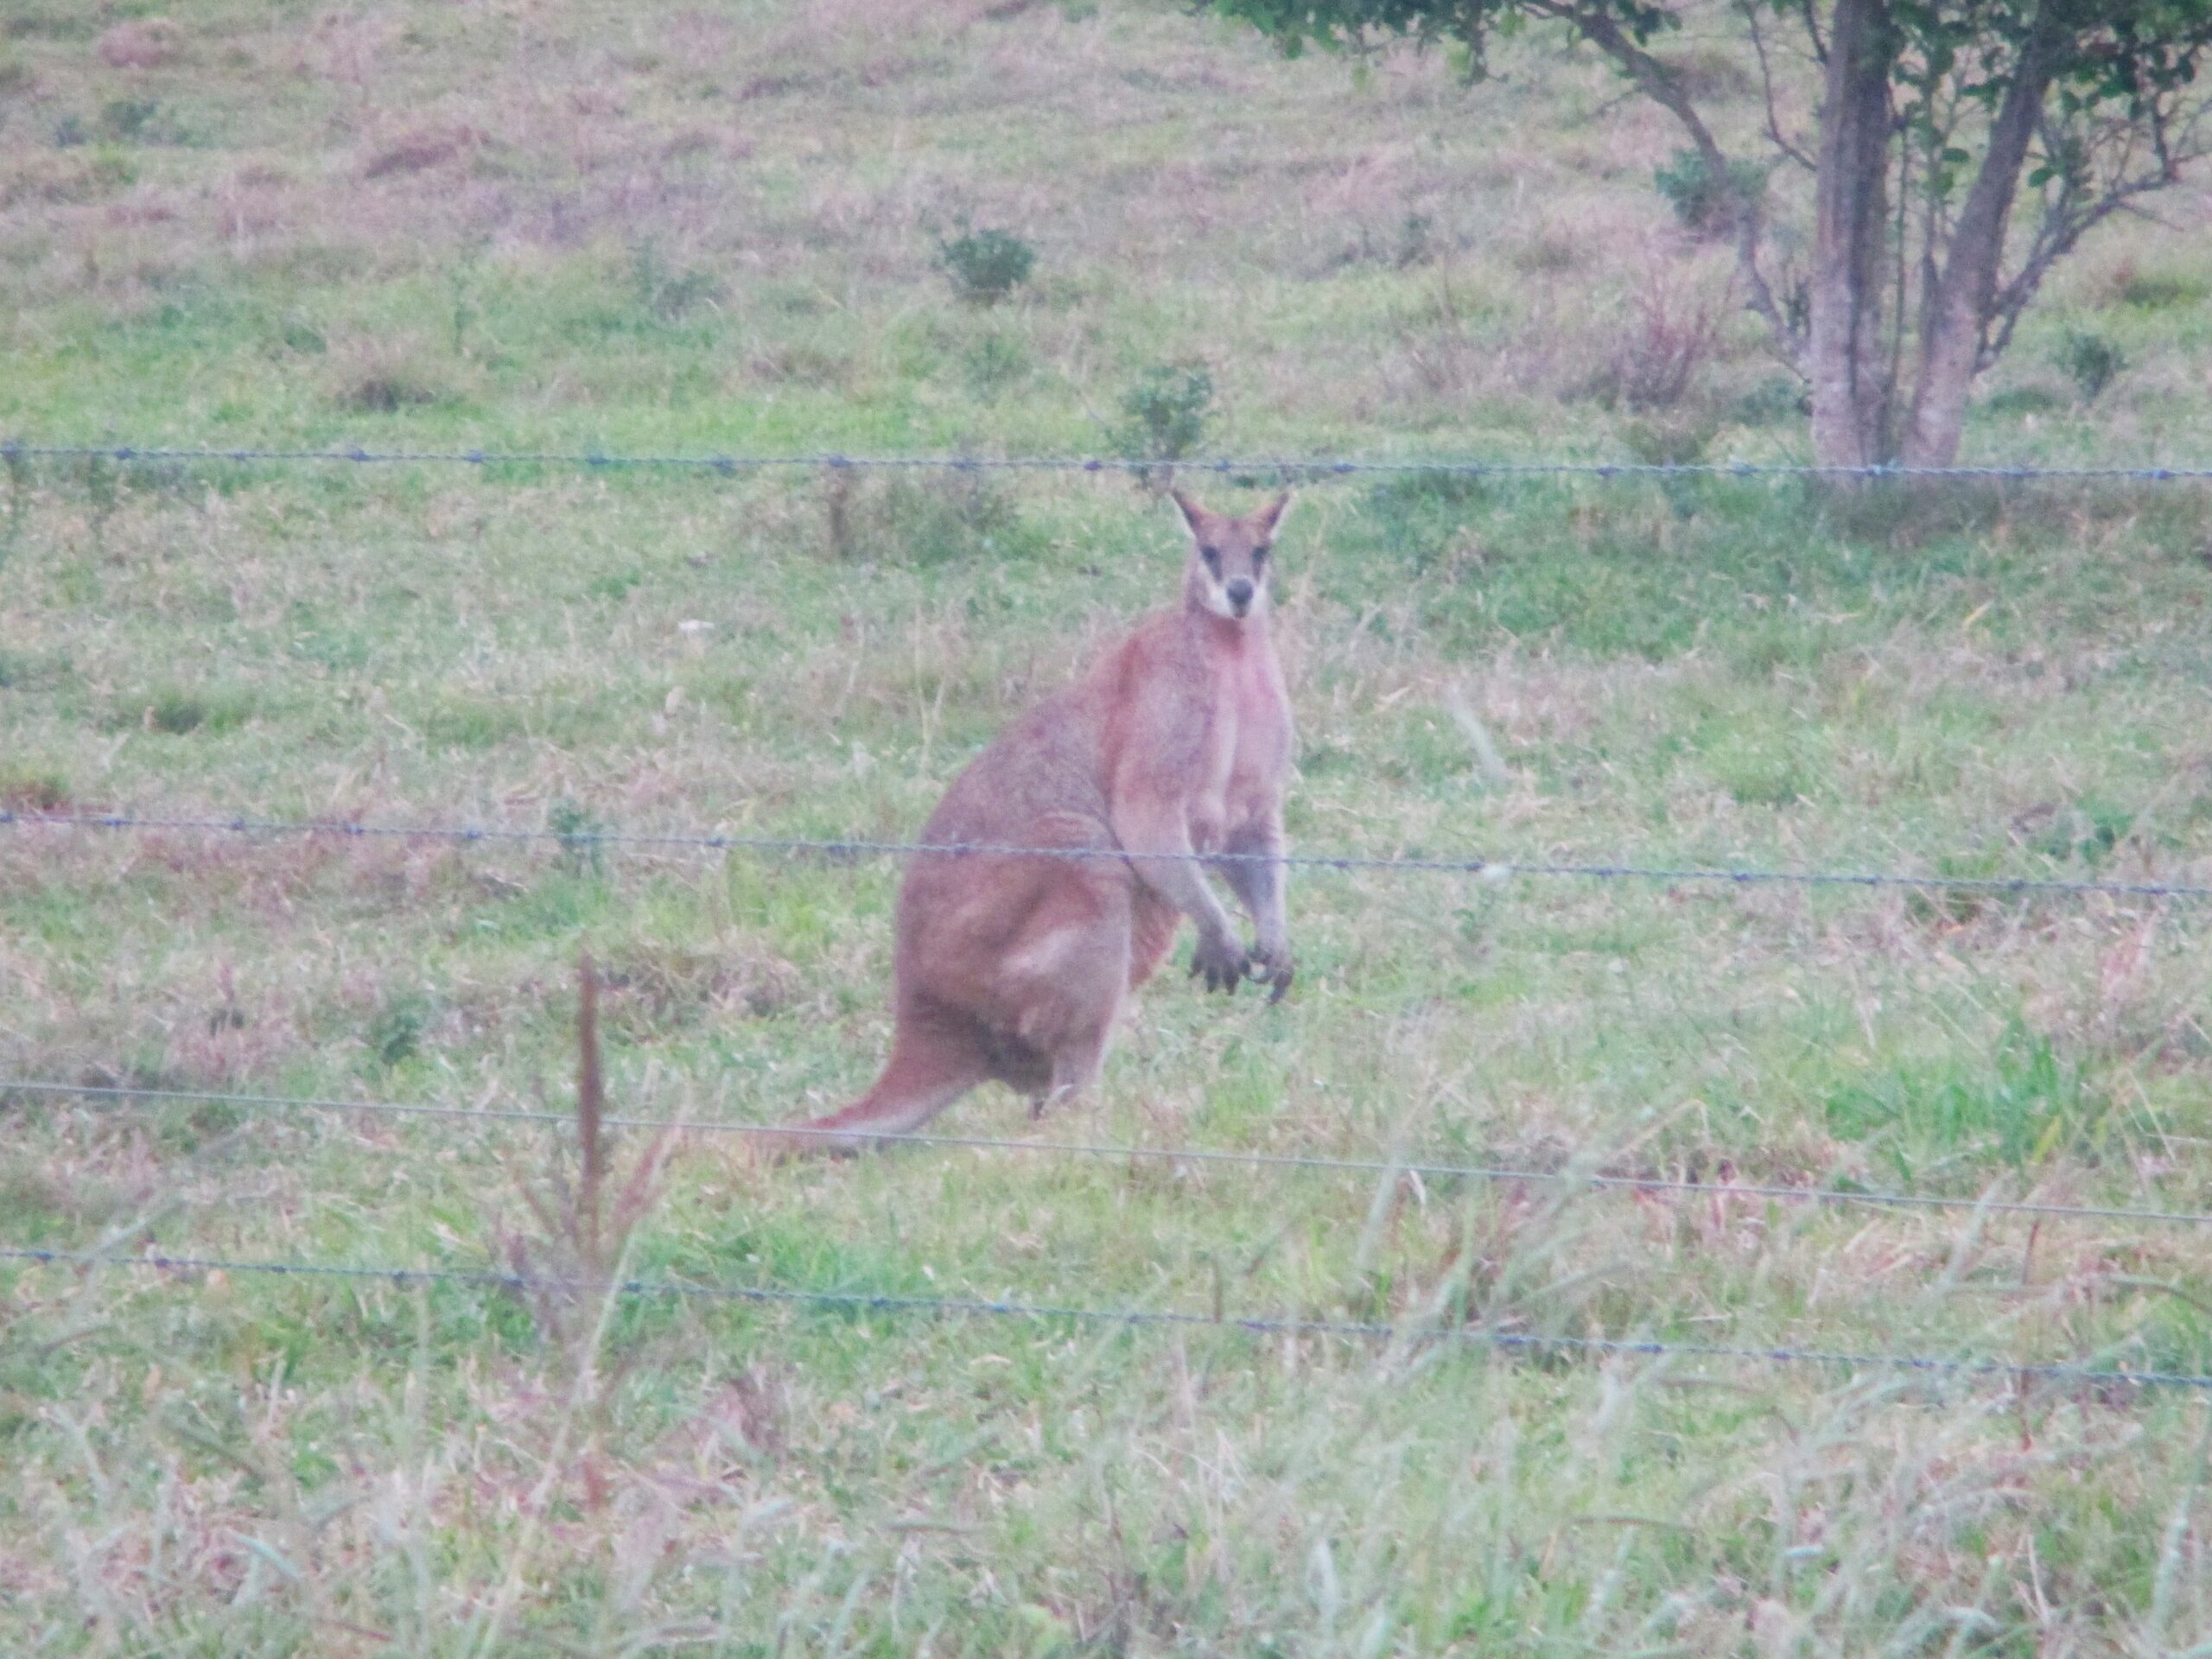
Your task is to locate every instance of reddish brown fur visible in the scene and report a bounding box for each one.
[779,492,1297,1153]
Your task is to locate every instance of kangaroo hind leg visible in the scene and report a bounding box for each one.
[1001,889,1134,1120]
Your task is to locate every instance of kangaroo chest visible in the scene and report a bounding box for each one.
[1191,641,1289,848]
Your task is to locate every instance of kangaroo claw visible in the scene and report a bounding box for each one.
[1191,934,1249,994]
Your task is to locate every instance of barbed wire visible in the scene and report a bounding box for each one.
[7,439,2212,482]
[5,1244,2206,1391]
[10,1077,2211,1229]
[6,809,2206,900]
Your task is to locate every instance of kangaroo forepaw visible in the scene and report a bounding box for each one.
[1189,932,1249,994]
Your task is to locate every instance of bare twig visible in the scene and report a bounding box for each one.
[1743,1,1815,169]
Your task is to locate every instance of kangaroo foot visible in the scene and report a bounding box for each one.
[1247,944,1296,1005]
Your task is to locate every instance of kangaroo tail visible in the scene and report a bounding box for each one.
[763,1033,979,1159]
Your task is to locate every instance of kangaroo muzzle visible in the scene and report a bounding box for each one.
[1224,577,1255,616]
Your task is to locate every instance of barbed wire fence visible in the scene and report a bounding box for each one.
[7,808,2209,899]
[8,1077,2212,1229]
[10,1243,2210,1392]
[7,436,2212,1400]
[10,439,2212,481]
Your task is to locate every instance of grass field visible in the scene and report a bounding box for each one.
[7,2,2212,1653]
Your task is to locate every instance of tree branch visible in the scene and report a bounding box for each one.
[1982,98,2209,369]
[1529,0,1804,369]
[1743,1,1815,169]
[1797,0,1826,67]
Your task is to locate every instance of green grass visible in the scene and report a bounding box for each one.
[5,2,2212,1653]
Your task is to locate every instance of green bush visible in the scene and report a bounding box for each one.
[2112,264,2209,310]
[935,226,1036,305]
[133,686,255,736]
[1652,148,1764,235]
[1114,360,1215,472]
[550,798,608,876]
[2057,329,2126,403]
[366,994,430,1068]
[1728,377,1808,426]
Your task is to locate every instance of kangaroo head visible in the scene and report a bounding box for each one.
[1170,489,1293,623]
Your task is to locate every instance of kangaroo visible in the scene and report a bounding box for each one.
[779,490,1297,1153]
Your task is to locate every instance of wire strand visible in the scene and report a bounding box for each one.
[8,440,2212,482]
[10,1078,2209,1230]
[6,1244,2205,1390]
[6,809,2205,900]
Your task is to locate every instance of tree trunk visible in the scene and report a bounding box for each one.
[1807,0,1895,468]
[1900,33,2056,467]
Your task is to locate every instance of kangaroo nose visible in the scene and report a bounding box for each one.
[1225,578,1255,611]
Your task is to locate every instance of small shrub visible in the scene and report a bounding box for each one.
[1653,148,1764,237]
[366,994,429,1068]
[0,766,68,812]
[550,798,607,876]
[147,690,207,734]
[587,569,642,601]
[885,471,1034,565]
[99,97,188,144]
[962,330,1031,397]
[2108,260,2209,310]
[936,226,1036,305]
[1395,212,1435,269]
[137,686,252,735]
[1982,385,2067,418]
[363,123,486,179]
[1728,376,1808,426]
[2027,800,2136,868]
[51,113,89,149]
[1620,417,1716,467]
[1113,359,1215,482]
[327,335,460,412]
[334,366,444,412]
[1605,278,1727,412]
[2057,328,2126,403]
[1364,471,1488,569]
[630,241,726,322]
[821,468,1040,564]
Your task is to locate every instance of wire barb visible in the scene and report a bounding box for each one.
[5,809,2206,899]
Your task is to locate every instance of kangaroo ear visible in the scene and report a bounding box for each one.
[1253,491,1294,537]
[1167,489,1208,537]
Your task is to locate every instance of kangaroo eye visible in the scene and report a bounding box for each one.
[1253,545,1270,563]
[1199,544,1221,568]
